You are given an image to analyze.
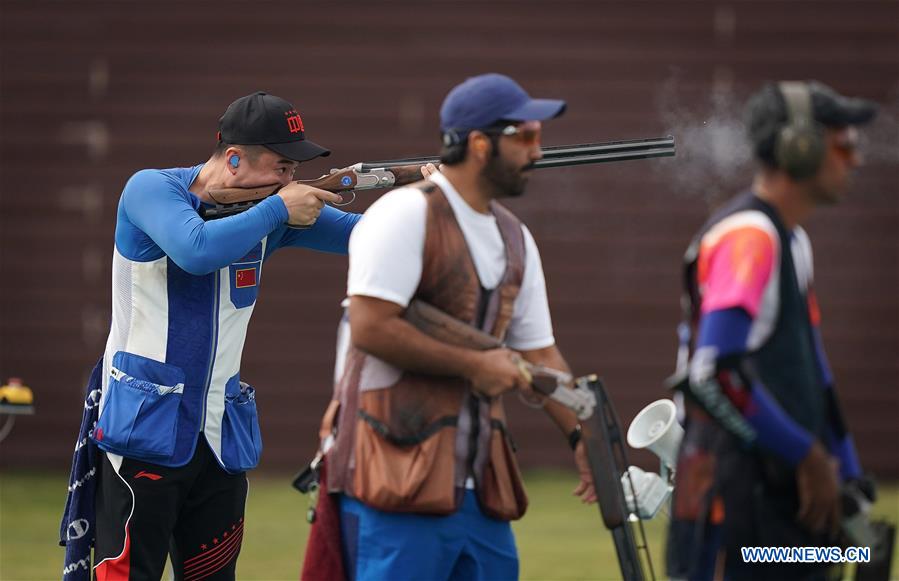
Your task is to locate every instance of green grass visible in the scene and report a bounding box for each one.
[2,470,897,580]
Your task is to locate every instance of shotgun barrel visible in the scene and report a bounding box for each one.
[359,136,675,171]
[361,135,676,171]
[202,135,676,221]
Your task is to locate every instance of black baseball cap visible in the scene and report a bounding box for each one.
[746,81,877,160]
[218,91,330,162]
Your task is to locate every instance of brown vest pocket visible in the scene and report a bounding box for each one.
[478,423,528,521]
[352,417,458,515]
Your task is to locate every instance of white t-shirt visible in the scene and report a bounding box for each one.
[347,172,555,351]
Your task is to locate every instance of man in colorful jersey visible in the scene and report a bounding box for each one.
[315,74,596,581]
[667,81,877,580]
[86,91,362,580]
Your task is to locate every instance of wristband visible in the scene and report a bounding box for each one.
[568,425,582,451]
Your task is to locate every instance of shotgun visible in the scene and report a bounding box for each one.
[201,136,675,221]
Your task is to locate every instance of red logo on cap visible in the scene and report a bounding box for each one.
[235,268,257,288]
[285,109,304,134]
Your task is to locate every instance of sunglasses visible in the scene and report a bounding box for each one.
[484,123,542,146]
[832,127,860,158]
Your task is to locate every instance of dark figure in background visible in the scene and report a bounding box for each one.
[667,81,877,580]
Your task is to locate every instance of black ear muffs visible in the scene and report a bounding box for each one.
[442,129,464,147]
[775,82,826,180]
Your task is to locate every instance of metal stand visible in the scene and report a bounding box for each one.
[0,404,35,444]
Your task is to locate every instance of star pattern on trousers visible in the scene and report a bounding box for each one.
[200,519,246,554]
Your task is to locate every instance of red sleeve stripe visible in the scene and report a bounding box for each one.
[718,369,751,412]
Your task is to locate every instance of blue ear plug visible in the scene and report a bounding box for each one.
[229,155,240,168]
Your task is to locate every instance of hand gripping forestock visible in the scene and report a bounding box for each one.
[403,300,654,580]
[402,300,595,416]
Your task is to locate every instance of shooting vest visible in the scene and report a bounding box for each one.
[325,181,528,520]
[682,191,828,441]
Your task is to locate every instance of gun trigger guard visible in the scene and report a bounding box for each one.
[517,389,546,410]
[332,190,356,207]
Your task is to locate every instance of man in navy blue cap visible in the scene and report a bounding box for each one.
[60,91,365,580]
[314,73,596,581]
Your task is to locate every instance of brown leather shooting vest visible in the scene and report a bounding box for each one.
[324,181,529,521]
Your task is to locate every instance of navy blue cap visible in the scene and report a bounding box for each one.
[440,73,567,132]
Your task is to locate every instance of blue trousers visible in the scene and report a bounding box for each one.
[339,490,519,581]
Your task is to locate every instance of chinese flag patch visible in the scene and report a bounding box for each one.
[235,268,257,288]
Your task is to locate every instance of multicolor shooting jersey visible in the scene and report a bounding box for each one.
[697,206,819,349]
[93,164,361,472]
[688,191,859,476]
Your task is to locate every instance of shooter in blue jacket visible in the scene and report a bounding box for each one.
[80,91,360,580]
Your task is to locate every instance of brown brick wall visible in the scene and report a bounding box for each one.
[1,1,896,476]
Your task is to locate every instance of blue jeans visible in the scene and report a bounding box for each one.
[339,490,519,581]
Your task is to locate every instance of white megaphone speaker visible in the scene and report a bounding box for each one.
[627,399,684,479]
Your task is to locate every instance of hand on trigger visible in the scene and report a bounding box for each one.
[278,183,342,226]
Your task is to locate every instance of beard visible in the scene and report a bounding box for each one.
[482,154,531,199]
